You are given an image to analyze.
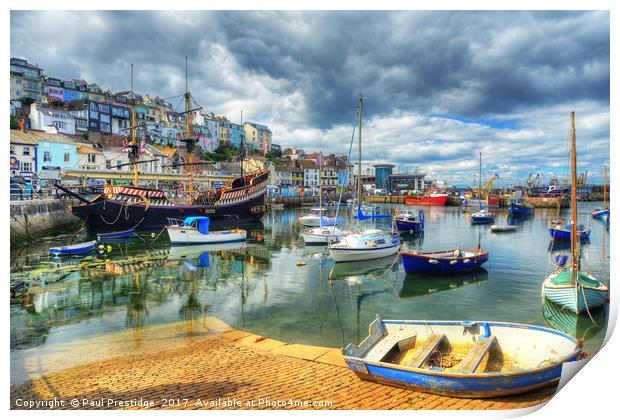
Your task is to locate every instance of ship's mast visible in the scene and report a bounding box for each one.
[479,151,482,198]
[604,163,607,209]
[570,111,579,286]
[184,56,194,197]
[130,64,139,187]
[358,94,363,206]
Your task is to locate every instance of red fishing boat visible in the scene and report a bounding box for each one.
[405,192,448,206]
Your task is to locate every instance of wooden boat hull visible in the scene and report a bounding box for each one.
[97,229,135,241]
[507,203,534,215]
[542,283,607,314]
[549,227,590,242]
[50,240,97,256]
[592,209,609,220]
[400,249,489,274]
[343,318,581,398]
[404,194,448,206]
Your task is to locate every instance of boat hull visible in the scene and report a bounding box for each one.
[97,229,135,240]
[543,284,607,313]
[329,243,400,263]
[471,216,494,224]
[50,240,97,255]
[507,203,534,215]
[405,195,448,206]
[394,220,423,232]
[72,193,266,232]
[343,319,581,398]
[166,226,247,245]
[592,209,609,220]
[400,250,489,274]
[302,230,348,245]
[549,228,590,242]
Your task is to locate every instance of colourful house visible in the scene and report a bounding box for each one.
[35,132,78,173]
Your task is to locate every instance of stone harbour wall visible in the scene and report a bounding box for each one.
[10,198,81,245]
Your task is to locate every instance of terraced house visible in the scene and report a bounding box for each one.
[10,58,43,102]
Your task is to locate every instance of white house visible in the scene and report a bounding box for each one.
[29,103,76,135]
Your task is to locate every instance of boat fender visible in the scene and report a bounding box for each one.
[429,259,439,264]
[450,260,458,265]
[463,259,471,264]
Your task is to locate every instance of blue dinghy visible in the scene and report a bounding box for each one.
[50,240,97,256]
[507,197,534,216]
[471,209,494,224]
[592,208,609,221]
[342,315,581,398]
[549,223,590,242]
[392,209,425,232]
[97,229,135,241]
[400,248,489,274]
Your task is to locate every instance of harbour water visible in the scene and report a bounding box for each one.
[10,201,609,384]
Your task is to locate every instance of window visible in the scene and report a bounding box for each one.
[15,90,21,96]
[100,123,111,132]
[22,146,30,156]
[106,159,111,169]
[53,121,66,130]
[44,151,51,162]
[88,153,97,163]
[100,114,110,123]
[116,160,122,170]
[89,111,99,120]
[64,153,70,163]
[21,162,32,172]
[10,145,15,155]
[90,102,98,111]
[98,104,109,113]
[15,79,21,84]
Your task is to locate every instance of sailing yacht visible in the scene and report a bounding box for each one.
[592,163,609,220]
[542,112,608,314]
[328,95,400,262]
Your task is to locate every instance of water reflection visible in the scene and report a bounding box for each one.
[400,269,489,298]
[542,298,606,343]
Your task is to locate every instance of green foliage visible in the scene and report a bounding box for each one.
[18,97,35,106]
[82,133,89,141]
[10,115,18,130]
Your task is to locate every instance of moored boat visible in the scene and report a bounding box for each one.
[299,208,337,227]
[549,223,590,242]
[97,229,135,241]
[50,240,97,256]
[592,163,609,221]
[471,209,494,224]
[400,248,489,274]
[392,209,425,232]
[490,224,516,232]
[342,316,581,398]
[302,226,350,245]
[329,229,400,262]
[166,216,247,245]
[507,197,534,215]
[404,193,448,206]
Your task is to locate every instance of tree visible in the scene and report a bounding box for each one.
[10,115,18,130]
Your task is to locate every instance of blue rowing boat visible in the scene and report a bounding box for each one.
[400,248,489,274]
[592,208,609,221]
[507,197,534,216]
[97,229,135,241]
[342,316,581,398]
[50,240,97,256]
[549,224,590,242]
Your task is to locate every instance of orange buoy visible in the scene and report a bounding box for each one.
[257,234,263,241]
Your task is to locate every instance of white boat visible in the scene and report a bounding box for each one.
[166,216,247,245]
[302,226,350,245]
[490,224,516,232]
[329,229,400,262]
[541,112,608,314]
[298,208,337,227]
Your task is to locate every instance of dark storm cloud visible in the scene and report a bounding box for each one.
[10,10,609,183]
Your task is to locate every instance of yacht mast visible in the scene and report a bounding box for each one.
[570,111,579,286]
[358,94,363,206]
[130,64,138,187]
[184,56,194,197]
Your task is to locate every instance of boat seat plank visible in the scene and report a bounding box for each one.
[458,336,497,373]
[365,333,417,362]
[407,333,446,368]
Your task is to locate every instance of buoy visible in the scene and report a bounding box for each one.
[98,244,104,250]
[151,232,156,238]
[450,260,458,265]
[429,259,439,264]
[296,261,306,267]
[257,234,263,241]
[107,245,112,253]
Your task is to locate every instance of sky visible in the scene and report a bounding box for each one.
[10,10,610,185]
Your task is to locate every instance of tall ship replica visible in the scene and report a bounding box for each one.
[68,60,269,232]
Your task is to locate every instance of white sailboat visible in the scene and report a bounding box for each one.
[301,151,348,243]
[328,94,400,262]
[542,112,608,314]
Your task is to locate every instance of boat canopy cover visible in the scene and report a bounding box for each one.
[551,270,600,287]
[356,204,390,220]
[183,216,210,234]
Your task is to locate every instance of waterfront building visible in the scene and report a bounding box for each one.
[390,172,426,192]
[42,77,64,103]
[10,58,43,102]
[29,103,76,135]
[374,163,395,190]
[102,147,130,172]
[10,129,38,180]
[66,99,113,134]
[274,163,292,187]
[110,103,131,135]
[62,80,80,102]
[76,143,105,171]
[34,132,78,174]
[302,159,319,188]
[291,160,304,187]
[283,148,305,160]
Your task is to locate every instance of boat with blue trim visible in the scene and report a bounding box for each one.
[592,163,609,221]
[97,229,135,241]
[50,240,97,256]
[342,315,581,398]
[329,229,400,262]
[470,209,494,224]
[400,247,489,274]
[549,223,590,242]
[542,112,608,314]
[392,209,424,233]
[507,197,534,216]
[166,216,247,245]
